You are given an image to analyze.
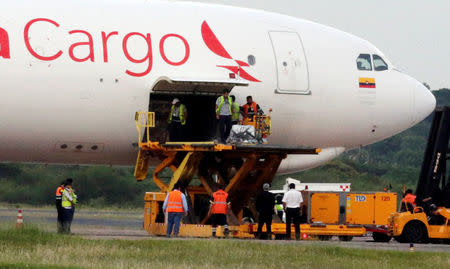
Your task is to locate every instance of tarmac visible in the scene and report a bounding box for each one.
[1,207,449,253]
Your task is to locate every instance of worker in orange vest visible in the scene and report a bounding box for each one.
[163,183,188,237]
[242,95,263,122]
[210,186,229,237]
[401,189,417,212]
[55,180,66,233]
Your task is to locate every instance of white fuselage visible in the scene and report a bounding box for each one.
[0,0,435,173]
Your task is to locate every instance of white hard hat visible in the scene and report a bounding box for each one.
[172,98,180,104]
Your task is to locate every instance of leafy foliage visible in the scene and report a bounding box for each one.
[0,165,156,207]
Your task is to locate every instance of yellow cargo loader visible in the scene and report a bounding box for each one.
[388,107,450,243]
[135,109,332,239]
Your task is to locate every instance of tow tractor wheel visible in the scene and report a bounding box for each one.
[400,221,426,243]
[372,232,392,242]
[338,236,353,241]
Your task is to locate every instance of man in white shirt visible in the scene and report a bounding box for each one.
[282,183,303,240]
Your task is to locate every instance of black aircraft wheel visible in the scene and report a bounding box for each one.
[338,236,353,241]
[402,222,425,243]
[372,232,392,242]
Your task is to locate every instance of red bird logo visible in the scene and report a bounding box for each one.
[201,21,260,82]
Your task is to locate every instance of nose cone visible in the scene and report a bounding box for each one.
[413,83,436,123]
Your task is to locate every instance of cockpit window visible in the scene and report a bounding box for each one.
[356,54,372,71]
[373,54,388,71]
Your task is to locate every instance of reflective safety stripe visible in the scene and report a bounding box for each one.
[61,188,76,208]
[167,201,183,209]
[212,190,228,214]
[167,190,184,212]
[169,104,186,125]
[216,96,232,115]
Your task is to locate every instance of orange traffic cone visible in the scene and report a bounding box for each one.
[16,209,23,229]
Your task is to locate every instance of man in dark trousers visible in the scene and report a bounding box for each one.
[61,179,77,234]
[210,186,229,237]
[215,89,233,143]
[255,183,275,239]
[282,183,303,240]
[55,180,65,233]
[163,183,188,237]
[168,98,188,141]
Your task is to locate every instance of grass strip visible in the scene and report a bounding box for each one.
[0,227,448,269]
[0,262,82,269]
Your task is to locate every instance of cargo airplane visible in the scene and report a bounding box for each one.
[0,0,436,174]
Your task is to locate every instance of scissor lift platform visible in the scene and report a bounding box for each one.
[134,111,321,233]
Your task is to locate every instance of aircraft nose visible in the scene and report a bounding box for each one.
[413,83,436,123]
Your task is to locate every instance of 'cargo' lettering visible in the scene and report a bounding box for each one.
[0,27,10,59]
[24,18,63,61]
[122,32,153,77]
[101,31,118,63]
[160,34,190,66]
[69,30,95,62]
[20,18,190,77]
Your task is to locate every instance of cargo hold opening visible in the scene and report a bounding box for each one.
[148,77,248,142]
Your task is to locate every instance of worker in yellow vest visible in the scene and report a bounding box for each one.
[168,98,188,141]
[230,95,240,125]
[61,180,77,234]
[274,195,284,222]
[163,183,188,237]
[216,89,233,143]
[210,187,229,237]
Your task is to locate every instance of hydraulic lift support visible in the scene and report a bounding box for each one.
[389,106,450,243]
[133,111,320,224]
[416,106,450,208]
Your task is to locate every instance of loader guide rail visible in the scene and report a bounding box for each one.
[134,110,321,235]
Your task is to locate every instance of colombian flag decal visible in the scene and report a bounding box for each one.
[359,77,376,88]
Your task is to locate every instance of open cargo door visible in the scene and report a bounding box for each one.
[151,76,249,95]
[149,77,248,142]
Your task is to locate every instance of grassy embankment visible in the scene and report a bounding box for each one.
[0,227,449,269]
[0,205,143,232]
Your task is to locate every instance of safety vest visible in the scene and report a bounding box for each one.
[61,188,76,209]
[56,186,64,200]
[232,102,240,121]
[167,190,184,213]
[169,104,186,125]
[212,190,228,214]
[243,102,258,121]
[402,193,417,206]
[275,204,283,211]
[216,96,232,115]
